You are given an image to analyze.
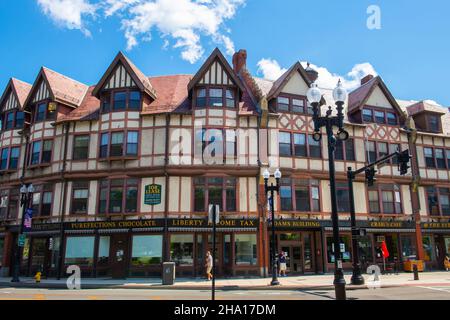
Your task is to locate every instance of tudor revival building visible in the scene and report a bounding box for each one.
[0,49,449,278]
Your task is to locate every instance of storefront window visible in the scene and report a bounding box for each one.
[444,237,450,256]
[64,236,95,266]
[326,236,352,263]
[400,235,416,261]
[131,235,162,266]
[235,234,257,265]
[422,236,434,262]
[0,238,4,264]
[97,236,110,266]
[358,236,373,263]
[170,234,194,266]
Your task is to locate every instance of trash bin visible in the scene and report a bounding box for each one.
[162,262,176,285]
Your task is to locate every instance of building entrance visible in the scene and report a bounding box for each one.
[278,232,315,274]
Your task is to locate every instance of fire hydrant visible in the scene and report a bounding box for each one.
[34,272,42,283]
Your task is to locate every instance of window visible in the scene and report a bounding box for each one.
[225,89,235,108]
[235,234,257,265]
[0,189,19,220]
[362,109,373,122]
[0,148,8,170]
[378,142,388,160]
[42,140,52,163]
[99,131,139,158]
[292,99,305,113]
[424,147,435,168]
[196,88,206,107]
[387,112,397,125]
[374,110,385,124]
[73,135,89,160]
[132,235,162,266]
[335,138,355,161]
[209,88,223,107]
[126,131,138,155]
[64,236,95,266]
[279,132,292,156]
[326,236,352,263]
[280,178,320,212]
[435,149,446,169]
[390,144,400,165]
[128,91,141,110]
[31,184,53,217]
[5,112,14,130]
[101,93,111,113]
[293,133,306,157]
[308,135,321,158]
[31,141,42,165]
[9,147,19,170]
[277,97,289,112]
[193,177,237,212]
[170,234,194,266]
[35,103,47,122]
[336,182,350,213]
[112,92,127,111]
[98,178,138,214]
[369,184,402,214]
[447,150,450,168]
[71,181,89,215]
[428,115,440,132]
[427,187,450,216]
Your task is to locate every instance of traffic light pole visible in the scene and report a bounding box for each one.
[347,149,410,285]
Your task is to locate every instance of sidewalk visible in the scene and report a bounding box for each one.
[1,272,450,290]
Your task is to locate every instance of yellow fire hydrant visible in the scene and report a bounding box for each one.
[34,272,41,283]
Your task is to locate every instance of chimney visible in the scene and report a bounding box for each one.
[232,49,247,74]
[361,74,374,85]
[305,62,318,83]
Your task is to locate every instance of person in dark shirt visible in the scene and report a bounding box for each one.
[278,251,287,277]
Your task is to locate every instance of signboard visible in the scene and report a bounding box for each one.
[422,222,450,229]
[18,234,26,247]
[23,208,33,232]
[168,218,257,228]
[144,184,162,205]
[65,219,165,231]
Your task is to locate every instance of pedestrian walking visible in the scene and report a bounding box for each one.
[205,251,213,281]
[278,251,287,277]
[445,255,450,271]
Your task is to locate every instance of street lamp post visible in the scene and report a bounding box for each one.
[11,183,34,283]
[263,168,282,286]
[307,80,348,300]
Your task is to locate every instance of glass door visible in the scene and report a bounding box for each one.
[303,233,314,272]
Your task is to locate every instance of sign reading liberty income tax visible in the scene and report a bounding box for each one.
[144,184,162,205]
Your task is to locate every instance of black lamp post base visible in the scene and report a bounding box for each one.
[270,279,280,286]
[351,273,365,285]
[334,283,346,300]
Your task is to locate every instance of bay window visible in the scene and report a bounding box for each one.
[35,103,47,121]
[98,178,138,214]
[209,88,223,107]
[193,177,237,212]
[112,92,127,111]
[99,130,139,158]
[5,112,14,130]
[128,91,141,110]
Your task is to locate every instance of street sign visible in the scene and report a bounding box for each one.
[18,234,26,247]
[208,205,220,224]
[144,184,162,205]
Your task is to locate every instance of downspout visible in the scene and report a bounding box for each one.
[57,121,70,279]
[163,113,170,263]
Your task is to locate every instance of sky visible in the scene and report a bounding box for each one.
[0,0,449,106]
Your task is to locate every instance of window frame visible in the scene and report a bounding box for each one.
[70,181,90,215]
[423,146,450,170]
[31,184,54,217]
[98,130,140,159]
[335,138,356,161]
[194,86,237,109]
[368,184,403,215]
[192,177,238,213]
[72,134,90,161]
[100,89,143,113]
[275,94,308,114]
[362,106,398,126]
[98,178,139,215]
[28,139,53,167]
[279,178,321,213]
[426,186,450,217]
[279,131,322,159]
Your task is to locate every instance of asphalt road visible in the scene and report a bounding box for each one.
[0,286,449,300]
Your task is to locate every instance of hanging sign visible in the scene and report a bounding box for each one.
[23,208,33,232]
[144,184,162,205]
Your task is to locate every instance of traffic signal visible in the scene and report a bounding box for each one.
[365,167,377,186]
[397,150,411,175]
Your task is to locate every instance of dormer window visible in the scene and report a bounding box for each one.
[277,97,289,112]
[194,87,236,108]
[276,95,308,114]
[101,90,142,113]
[34,102,55,122]
[362,107,398,125]
[428,114,440,133]
[5,112,14,130]
[2,110,24,130]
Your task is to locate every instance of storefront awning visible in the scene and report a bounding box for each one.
[24,230,61,236]
[366,228,416,233]
[98,228,129,234]
[423,229,450,234]
[132,227,164,232]
[65,229,95,234]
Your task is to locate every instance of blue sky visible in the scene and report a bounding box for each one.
[1,0,449,105]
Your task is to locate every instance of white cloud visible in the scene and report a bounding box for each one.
[36,0,246,63]
[256,58,287,81]
[256,57,378,92]
[37,0,96,37]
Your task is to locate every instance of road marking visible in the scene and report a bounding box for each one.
[87,296,101,300]
[33,294,46,300]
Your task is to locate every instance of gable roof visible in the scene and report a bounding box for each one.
[0,78,32,111]
[92,51,157,99]
[266,61,312,100]
[348,76,405,119]
[24,67,89,109]
[187,48,246,94]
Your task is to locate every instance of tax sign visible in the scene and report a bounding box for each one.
[144,184,162,205]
